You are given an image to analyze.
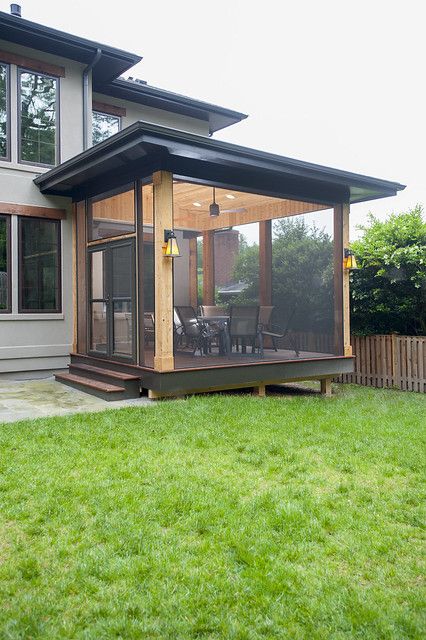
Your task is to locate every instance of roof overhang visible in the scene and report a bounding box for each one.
[34,121,406,206]
[97,79,247,134]
[0,11,141,85]
[0,12,247,132]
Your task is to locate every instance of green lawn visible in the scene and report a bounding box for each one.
[0,384,425,639]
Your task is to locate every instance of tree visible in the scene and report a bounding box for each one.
[232,218,334,332]
[350,206,426,336]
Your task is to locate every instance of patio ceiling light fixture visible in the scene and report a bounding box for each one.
[209,187,220,217]
[344,248,358,270]
[163,229,180,257]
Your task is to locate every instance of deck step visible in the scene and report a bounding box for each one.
[69,362,140,381]
[55,372,129,402]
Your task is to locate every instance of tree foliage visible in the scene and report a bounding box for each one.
[232,218,334,332]
[350,206,426,336]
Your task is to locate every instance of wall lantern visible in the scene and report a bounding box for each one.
[344,248,358,270]
[163,229,180,257]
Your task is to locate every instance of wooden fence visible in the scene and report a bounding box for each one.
[337,334,426,393]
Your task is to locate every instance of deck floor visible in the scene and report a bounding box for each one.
[144,347,336,370]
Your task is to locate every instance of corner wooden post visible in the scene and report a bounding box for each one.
[72,203,77,353]
[342,203,351,355]
[153,170,174,371]
[203,230,215,305]
[334,203,352,356]
[259,220,272,305]
[320,378,332,397]
[189,237,198,308]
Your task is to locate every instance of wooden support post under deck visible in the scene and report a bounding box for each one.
[320,378,332,397]
[253,383,266,397]
[189,237,198,308]
[203,230,215,305]
[259,220,272,305]
[153,171,174,371]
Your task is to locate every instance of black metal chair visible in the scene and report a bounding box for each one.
[143,312,155,345]
[259,306,300,357]
[175,306,217,356]
[226,305,263,356]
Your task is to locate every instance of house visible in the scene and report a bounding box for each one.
[0,5,405,399]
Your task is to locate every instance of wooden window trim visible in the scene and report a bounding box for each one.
[92,100,126,118]
[0,202,66,220]
[0,49,65,78]
[0,214,11,314]
[18,216,62,314]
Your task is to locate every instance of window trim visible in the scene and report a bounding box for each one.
[17,67,60,168]
[0,62,10,162]
[0,214,11,313]
[92,109,121,146]
[18,215,62,314]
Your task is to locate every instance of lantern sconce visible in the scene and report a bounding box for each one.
[344,248,358,270]
[163,229,180,257]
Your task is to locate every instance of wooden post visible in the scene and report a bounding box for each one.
[259,220,272,305]
[72,203,77,353]
[153,171,174,371]
[189,237,198,308]
[203,230,215,305]
[342,202,351,355]
[253,383,266,397]
[76,200,87,354]
[333,204,352,356]
[320,378,332,396]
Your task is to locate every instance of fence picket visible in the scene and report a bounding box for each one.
[336,334,425,394]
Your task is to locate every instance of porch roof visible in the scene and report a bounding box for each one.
[34,121,405,205]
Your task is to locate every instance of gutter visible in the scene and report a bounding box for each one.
[82,48,102,150]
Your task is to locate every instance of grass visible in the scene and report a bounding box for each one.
[0,384,425,639]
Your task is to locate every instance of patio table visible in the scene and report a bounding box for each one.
[197,316,230,355]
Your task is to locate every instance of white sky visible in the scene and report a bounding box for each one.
[4,0,424,239]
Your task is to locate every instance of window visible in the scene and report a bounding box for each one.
[92,110,120,145]
[18,217,61,312]
[0,63,9,159]
[19,70,58,166]
[88,184,135,241]
[0,215,11,312]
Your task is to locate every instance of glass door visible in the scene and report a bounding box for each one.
[88,238,136,361]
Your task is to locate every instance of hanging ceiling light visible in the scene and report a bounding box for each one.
[209,187,220,217]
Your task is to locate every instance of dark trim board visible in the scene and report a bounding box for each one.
[70,352,354,396]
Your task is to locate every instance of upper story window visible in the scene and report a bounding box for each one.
[92,110,121,146]
[0,63,9,160]
[18,69,59,167]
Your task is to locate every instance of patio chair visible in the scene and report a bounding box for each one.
[199,305,227,318]
[143,312,155,345]
[175,306,218,356]
[227,305,263,356]
[259,306,300,357]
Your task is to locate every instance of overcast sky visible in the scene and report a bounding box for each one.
[4,0,424,238]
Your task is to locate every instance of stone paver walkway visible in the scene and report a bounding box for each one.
[0,377,153,423]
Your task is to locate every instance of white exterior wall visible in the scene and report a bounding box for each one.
[93,92,210,136]
[0,39,210,373]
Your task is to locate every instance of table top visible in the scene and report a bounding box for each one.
[197,315,229,322]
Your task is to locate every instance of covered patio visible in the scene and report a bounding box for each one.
[35,122,404,398]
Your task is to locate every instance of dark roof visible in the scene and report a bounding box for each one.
[0,10,141,85]
[0,11,247,132]
[98,78,247,135]
[34,121,406,205]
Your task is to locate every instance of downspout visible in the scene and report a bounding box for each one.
[82,48,102,150]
